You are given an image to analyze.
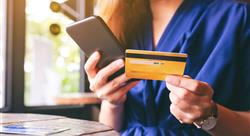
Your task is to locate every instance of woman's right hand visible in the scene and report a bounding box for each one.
[84,51,139,106]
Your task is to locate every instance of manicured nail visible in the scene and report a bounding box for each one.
[93,51,99,56]
[183,75,191,79]
[165,75,174,82]
[116,59,124,66]
[165,75,179,86]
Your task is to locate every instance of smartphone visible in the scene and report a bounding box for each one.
[66,16,126,80]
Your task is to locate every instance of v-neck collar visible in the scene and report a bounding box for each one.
[148,0,190,51]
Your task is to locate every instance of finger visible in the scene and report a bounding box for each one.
[168,83,213,120]
[97,59,124,81]
[169,92,181,105]
[169,90,212,122]
[106,81,139,104]
[167,83,206,104]
[169,91,195,110]
[165,75,213,96]
[84,51,101,79]
[91,59,125,91]
[170,104,194,124]
[169,92,203,117]
[95,73,130,98]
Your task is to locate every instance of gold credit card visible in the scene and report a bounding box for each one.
[125,49,188,81]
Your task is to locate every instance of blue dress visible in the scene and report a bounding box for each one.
[121,0,250,135]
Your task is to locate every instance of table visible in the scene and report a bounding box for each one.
[0,113,119,136]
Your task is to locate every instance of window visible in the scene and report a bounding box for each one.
[0,0,6,108]
[1,0,96,118]
[24,0,82,106]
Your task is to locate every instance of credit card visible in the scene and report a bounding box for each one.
[125,49,188,81]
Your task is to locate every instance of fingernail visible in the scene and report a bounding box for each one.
[183,75,191,79]
[93,51,99,56]
[165,76,171,82]
[165,75,179,86]
[91,52,97,58]
[116,59,124,66]
[165,75,175,83]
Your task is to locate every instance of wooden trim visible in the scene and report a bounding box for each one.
[55,93,101,105]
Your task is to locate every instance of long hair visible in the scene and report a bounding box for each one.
[95,0,151,47]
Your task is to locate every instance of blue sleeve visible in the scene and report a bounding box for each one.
[231,3,250,111]
[239,4,250,110]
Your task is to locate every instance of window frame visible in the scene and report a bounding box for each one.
[0,0,7,109]
[1,0,96,120]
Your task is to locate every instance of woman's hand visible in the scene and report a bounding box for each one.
[84,51,139,106]
[165,75,214,124]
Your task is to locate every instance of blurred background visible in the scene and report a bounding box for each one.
[0,0,101,121]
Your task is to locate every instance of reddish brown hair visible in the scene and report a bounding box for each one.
[96,0,151,47]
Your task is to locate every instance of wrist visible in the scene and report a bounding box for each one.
[102,100,124,110]
[194,101,218,130]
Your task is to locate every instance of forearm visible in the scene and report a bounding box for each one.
[208,104,250,136]
[99,100,125,131]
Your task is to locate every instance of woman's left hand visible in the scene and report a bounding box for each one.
[165,75,214,124]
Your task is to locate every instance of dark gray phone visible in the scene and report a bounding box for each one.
[66,16,125,68]
[66,16,125,80]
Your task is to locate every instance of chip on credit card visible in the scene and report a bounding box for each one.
[125,49,188,81]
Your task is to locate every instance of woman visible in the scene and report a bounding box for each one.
[84,0,250,135]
